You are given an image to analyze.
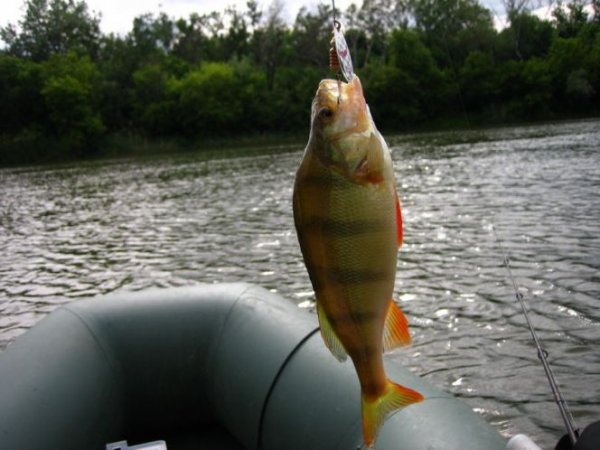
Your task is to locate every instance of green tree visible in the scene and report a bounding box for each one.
[353,0,409,66]
[521,57,553,115]
[0,55,45,134]
[460,51,498,113]
[96,34,138,131]
[228,57,271,133]
[175,62,243,136]
[128,12,178,65]
[171,11,228,64]
[549,22,600,111]
[2,0,600,166]
[251,0,290,90]
[553,0,589,38]
[292,4,332,71]
[390,29,449,115]
[223,6,251,60]
[500,0,538,16]
[362,62,421,126]
[498,12,554,61]
[410,0,496,67]
[131,63,177,136]
[343,3,368,69]
[269,65,323,131]
[593,0,600,23]
[548,36,586,106]
[362,29,448,127]
[583,29,600,105]
[41,52,105,152]
[0,0,101,62]
[494,57,553,120]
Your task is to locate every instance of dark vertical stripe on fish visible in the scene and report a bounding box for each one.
[328,310,378,326]
[306,265,391,290]
[301,217,388,237]
[297,174,348,190]
[342,341,379,358]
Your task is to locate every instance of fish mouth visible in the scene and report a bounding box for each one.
[317,79,343,96]
[314,84,341,122]
[314,77,366,124]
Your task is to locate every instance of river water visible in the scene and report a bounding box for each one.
[1,119,599,447]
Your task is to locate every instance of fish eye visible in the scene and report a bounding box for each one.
[319,107,333,119]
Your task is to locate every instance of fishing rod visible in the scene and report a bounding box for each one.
[491,224,579,446]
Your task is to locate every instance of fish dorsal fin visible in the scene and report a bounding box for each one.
[395,191,403,247]
[383,300,411,352]
[317,302,348,362]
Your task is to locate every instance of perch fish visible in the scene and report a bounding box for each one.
[293,75,423,448]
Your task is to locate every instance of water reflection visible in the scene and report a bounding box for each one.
[1,121,599,448]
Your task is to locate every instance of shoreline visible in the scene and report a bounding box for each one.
[1,115,598,169]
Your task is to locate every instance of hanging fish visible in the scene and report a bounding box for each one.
[293,75,424,449]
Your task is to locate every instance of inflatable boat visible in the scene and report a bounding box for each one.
[0,283,508,450]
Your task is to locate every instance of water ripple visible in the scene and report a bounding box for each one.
[1,122,599,448]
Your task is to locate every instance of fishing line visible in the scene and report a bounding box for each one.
[332,0,337,25]
[491,223,579,446]
[331,0,342,104]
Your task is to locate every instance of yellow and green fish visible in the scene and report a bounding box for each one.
[293,75,423,448]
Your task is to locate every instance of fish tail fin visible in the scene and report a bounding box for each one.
[361,380,424,449]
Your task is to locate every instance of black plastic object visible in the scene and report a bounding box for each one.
[556,421,600,450]
[0,283,507,450]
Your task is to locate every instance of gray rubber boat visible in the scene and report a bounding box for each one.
[0,283,507,450]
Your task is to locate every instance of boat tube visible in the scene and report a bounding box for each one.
[0,283,507,450]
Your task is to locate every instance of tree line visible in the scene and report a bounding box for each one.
[1,0,599,165]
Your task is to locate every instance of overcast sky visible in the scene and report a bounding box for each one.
[1,0,520,35]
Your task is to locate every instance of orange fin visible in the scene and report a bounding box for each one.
[361,380,424,448]
[395,191,403,247]
[383,300,411,352]
[317,302,347,362]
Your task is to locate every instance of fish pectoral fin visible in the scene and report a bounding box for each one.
[383,300,411,352]
[317,302,348,362]
[366,132,385,180]
[354,133,385,183]
[361,380,424,449]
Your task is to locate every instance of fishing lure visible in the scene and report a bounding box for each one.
[329,20,353,83]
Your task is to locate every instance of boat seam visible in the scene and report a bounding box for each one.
[256,324,321,450]
[205,284,256,417]
[61,305,121,377]
[59,305,125,444]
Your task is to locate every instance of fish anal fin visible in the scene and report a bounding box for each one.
[383,300,411,352]
[317,302,348,362]
[361,380,424,449]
